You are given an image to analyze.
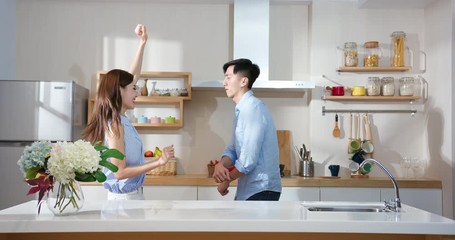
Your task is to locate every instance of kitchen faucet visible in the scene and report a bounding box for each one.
[360,158,401,212]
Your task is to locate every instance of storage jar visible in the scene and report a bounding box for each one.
[381,77,395,96]
[366,77,381,96]
[364,41,381,67]
[391,31,406,67]
[343,42,358,67]
[399,77,414,96]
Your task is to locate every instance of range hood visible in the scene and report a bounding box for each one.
[192,0,314,91]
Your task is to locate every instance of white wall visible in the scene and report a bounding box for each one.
[423,0,453,219]
[310,0,427,175]
[309,0,452,217]
[14,0,310,176]
[8,0,454,217]
[452,0,455,219]
[0,0,16,79]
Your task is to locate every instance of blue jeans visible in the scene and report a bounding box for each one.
[246,191,281,201]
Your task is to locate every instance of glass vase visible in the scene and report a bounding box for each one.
[46,179,84,216]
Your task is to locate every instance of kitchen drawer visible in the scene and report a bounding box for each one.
[320,187,379,201]
[280,187,319,201]
[197,186,237,200]
[144,186,197,200]
[380,188,442,215]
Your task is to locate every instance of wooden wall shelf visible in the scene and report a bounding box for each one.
[336,66,411,72]
[322,96,421,101]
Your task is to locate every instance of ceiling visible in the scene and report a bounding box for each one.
[357,0,437,9]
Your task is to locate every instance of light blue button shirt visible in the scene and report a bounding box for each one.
[222,90,282,200]
[103,115,145,193]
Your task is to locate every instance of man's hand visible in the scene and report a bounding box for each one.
[213,162,231,183]
[217,181,230,196]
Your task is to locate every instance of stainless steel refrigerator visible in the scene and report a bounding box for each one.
[0,80,89,210]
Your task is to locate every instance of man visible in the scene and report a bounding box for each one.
[213,58,282,201]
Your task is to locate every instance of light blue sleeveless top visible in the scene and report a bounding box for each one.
[103,115,145,193]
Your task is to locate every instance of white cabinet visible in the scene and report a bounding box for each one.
[82,185,198,201]
[143,186,197,200]
[320,187,380,202]
[380,188,442,215]
[81,185,107,201]
[82,184,443,214]
[197,187,320,201]
[280,187,319,201]
[197,186,237,200]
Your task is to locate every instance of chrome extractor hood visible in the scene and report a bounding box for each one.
[192,0,315,91]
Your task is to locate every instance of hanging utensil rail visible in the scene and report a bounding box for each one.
[322,106,416,116]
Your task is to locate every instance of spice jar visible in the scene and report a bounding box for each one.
[366,77,381,96]
[381,77,395,96]
[364,41,381,67]
[399,77,414,96]
[391,31,406,67]
[343,42,358,67]
[179,88,189,97]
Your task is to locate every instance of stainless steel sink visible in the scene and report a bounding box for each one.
[306,206,390,212]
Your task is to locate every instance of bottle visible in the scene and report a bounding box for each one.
[150,81,157,96]
[141,79,148,96]
[364,41,381,67]
[391,31,406,67]
[381,77,395,96]
[343,42,358,67]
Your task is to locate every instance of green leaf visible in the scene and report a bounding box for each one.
[95,144,108,152]
[75,173,96,182]
[101,149,125,160]
[99,160,119,172]
[25,166,41,179]
[94,170,107,182]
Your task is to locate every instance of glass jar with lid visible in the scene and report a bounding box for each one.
[391,31,406,67]
[399,77,414,96]
[343,42,358,67]
[364,41,381,67]
[381,77,395,96]
[366,77,381,96]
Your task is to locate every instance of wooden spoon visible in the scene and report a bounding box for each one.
[333,114,341,138]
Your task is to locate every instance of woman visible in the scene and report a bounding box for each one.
[83,24,174,200]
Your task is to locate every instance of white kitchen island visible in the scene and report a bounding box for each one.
[0,200,454,240]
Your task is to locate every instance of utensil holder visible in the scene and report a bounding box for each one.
[300,161,314,177]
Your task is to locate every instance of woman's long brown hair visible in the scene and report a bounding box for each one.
[82,69,134,144]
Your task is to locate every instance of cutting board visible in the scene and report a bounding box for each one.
[277,130,291,177]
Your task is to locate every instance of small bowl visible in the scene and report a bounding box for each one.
[352,86,366,96]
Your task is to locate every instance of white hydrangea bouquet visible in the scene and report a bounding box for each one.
[17,140,124,214]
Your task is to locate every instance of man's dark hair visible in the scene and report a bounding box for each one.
[223,58,260,89]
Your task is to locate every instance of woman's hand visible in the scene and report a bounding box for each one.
[134,24,148,43]
[158,145,174,166]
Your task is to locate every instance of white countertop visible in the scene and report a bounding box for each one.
[1,200,455,235]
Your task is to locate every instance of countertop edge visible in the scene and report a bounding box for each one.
[80,175,442,188]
